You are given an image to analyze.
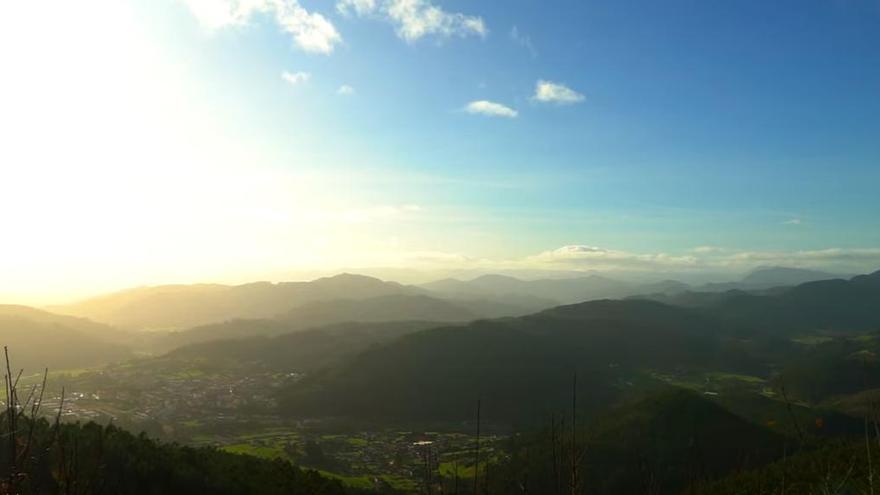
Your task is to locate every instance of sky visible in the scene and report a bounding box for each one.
[1,0,879,303]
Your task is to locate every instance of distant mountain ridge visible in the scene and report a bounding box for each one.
[157,293,486,349]
[165,320,446,373]
[46,267,864,337]
[712,269,880,333]
[740,266,841,286]
[638,269,880,334]
[52,274,424,330]
[53,273,549,332]
[278,269,880,421]
[421,273,633,305]
[0,305,131,370]
[420,266,846,308]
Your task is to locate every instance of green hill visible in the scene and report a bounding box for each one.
[164,320,448,372]
[489,389,786,495]
[639,270,880,335]
[279,300,760,422]
[0,415,374,495]
[689,440,874,495]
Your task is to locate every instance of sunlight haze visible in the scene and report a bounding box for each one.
[2,0,879,303]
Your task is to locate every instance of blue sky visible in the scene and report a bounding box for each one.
[1,0,879,300]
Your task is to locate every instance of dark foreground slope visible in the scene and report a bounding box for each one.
[279,300,758,422]
[0,416,373,495]
[689,439,874,495]
[489,389,786,495]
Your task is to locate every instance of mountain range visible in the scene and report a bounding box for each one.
[48,266,844,332]
[278,270,880,422]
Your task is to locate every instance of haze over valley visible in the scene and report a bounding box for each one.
[3,0,880,493]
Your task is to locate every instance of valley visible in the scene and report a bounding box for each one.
[4,267,880,493]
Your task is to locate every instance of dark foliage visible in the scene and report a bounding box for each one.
[0,415,372,495]
[688,440,877,494]
[280,300,762,422]
[489,389,786,495]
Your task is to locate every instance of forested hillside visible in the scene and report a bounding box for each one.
[0,416,373,495]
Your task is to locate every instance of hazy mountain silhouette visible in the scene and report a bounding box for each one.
[158,294,482,349]
[279,293,479,325]
[742,266,840,285]
[672,270,880,334]
[165,320,446,373]
[53,273,547,332]
[0,304,124,340]
[422,267,849,309]
[279,270,880,421]
[631,268,879,324]
[53,274,423,330]
[698,266,844,292]
[0,305,131,370]
[423,273,644,306]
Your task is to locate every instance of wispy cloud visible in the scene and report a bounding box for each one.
[181,0,342,54]
[782,218,803,225]
[527,245,699,271]
[690,246,726,254]
[509,25,537,58]
[337,84,355,95]
[327,243,879,278]
[336,0,487,42]
[336,0,376,16]
[281,70,311,85]
[533,80,585,104]
[522,245,880,274]
[464,100,518,118]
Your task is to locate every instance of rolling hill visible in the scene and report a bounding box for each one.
[490,389,787,495]
[712,269,880,334]
[0,305,131,370]
[52,274,424,330]
[163,320,448,373]
[155,293,488,350]
[278,299,759,422]
[420,273,636,305]
[634,269,880,335]
[277,271,880,423]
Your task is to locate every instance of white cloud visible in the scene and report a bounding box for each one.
[522,245,880,275]
[510,25,537,58]
[690,246,725,254]
[281,70,311,85]
[337,84,355,95]
[528,245,699,271]
[295,245,880,284]
[335,0,487,42]
[464,100,518,118]
[337,0,376,16]
[726,248,880,266]
[782,218,803,225]
[533,80,585,104]
[181,0,341,54]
